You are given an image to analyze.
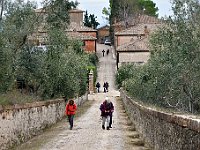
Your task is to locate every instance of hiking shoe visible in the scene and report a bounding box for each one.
[107,127,110,130]
[102,125,105,130]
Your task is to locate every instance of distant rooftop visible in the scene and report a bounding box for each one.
[67,32,96,40]
[112,15,162,27]
[66,22,97,32]
[35,8,84,13]
[69,8,85,13]
[117,37,149,52]
[115,23,162,36]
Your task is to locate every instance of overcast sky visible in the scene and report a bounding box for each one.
[35,0,173,26]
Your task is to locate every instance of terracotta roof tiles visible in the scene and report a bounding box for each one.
[115,23,162,35]
[117,37,149,52]
[67,32,96,40]
[66,22,97,32]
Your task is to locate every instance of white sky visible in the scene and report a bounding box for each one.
[35,0,173,26]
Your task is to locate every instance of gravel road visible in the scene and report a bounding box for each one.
[14,44,151,150]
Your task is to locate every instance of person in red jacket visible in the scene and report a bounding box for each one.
[65,99,77,130]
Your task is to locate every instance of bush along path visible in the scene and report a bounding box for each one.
[13,44,151,150]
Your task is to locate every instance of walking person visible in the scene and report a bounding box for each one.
[102,49,105,57]
[103,82,107,93]
[96,82,101,93]
[65,99,77,130]
[105,82,109,92]
[106,49,109,55]
[107,98,114,128]
[100,97,113,130]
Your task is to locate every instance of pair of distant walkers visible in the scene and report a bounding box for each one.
[100,97,114,130]
[95,82,109,93]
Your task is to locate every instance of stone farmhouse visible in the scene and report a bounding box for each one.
[97,25,110,44]
[114,15,163,69]
[28,8,97,53]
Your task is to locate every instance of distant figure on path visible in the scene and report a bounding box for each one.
[105,82,109,92]
[102,49,105,57]
[103,82,107,93]
[96,82,101,93]
[106,49,109,55]
[65,99,77,130]
[100,97,114,130]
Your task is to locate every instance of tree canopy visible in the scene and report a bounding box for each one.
[0,0,96,104]
[84,10,100,29]
[105,0,158,24]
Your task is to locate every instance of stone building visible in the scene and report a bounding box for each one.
[114,15,163,69]
[29,8,97,53]
[116,37,149,69]
[97,25,110,43]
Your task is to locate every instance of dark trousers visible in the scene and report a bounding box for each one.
[104,87,106,93]
[68,115,74,129]
[109,114,113,127]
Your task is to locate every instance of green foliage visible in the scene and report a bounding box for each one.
[117,0,200,113]
[84,11,100,29]
[71,40,84,54]
[102,7,111,21]
[0,0,94,105]
[116,64,136,88]
[109,0,158,24]
[138,0,158,17]
[87,53,99,85]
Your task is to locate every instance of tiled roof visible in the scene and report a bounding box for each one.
[112,15,162,27]
[35,8,84,13]
[97,25,110,30]
[66,22,97,32]
[117,37,149,52]
[115,23,162,35]
[67,32,96,40]
[137,15,161,24]
[68,8,84,13]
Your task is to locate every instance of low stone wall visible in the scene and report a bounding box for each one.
[0,93,88,150]
[120,89,200,150]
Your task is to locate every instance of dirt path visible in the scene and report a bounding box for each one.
[13,44,150,150]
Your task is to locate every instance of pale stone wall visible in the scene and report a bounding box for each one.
[118,52,149,67]
[117,36,134,46]
[120,89,200,150]
[0,93,88,150]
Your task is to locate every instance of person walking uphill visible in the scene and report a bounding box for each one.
[107,98,114,128]
[96,82,101,93]
[65,99,77,130]
[100,97,114,130]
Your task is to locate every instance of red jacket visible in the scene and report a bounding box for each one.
[66,103,77,115]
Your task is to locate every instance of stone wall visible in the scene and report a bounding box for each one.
[0,93,88,150]
[120,89,200,150]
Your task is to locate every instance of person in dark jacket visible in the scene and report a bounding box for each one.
[106,49,109,55]
[103,82,107,93]
[105,82,109,92]
[96,82,100,93]
[107,98,114,128]
[100,97,114,130]
[65,99,77,130]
